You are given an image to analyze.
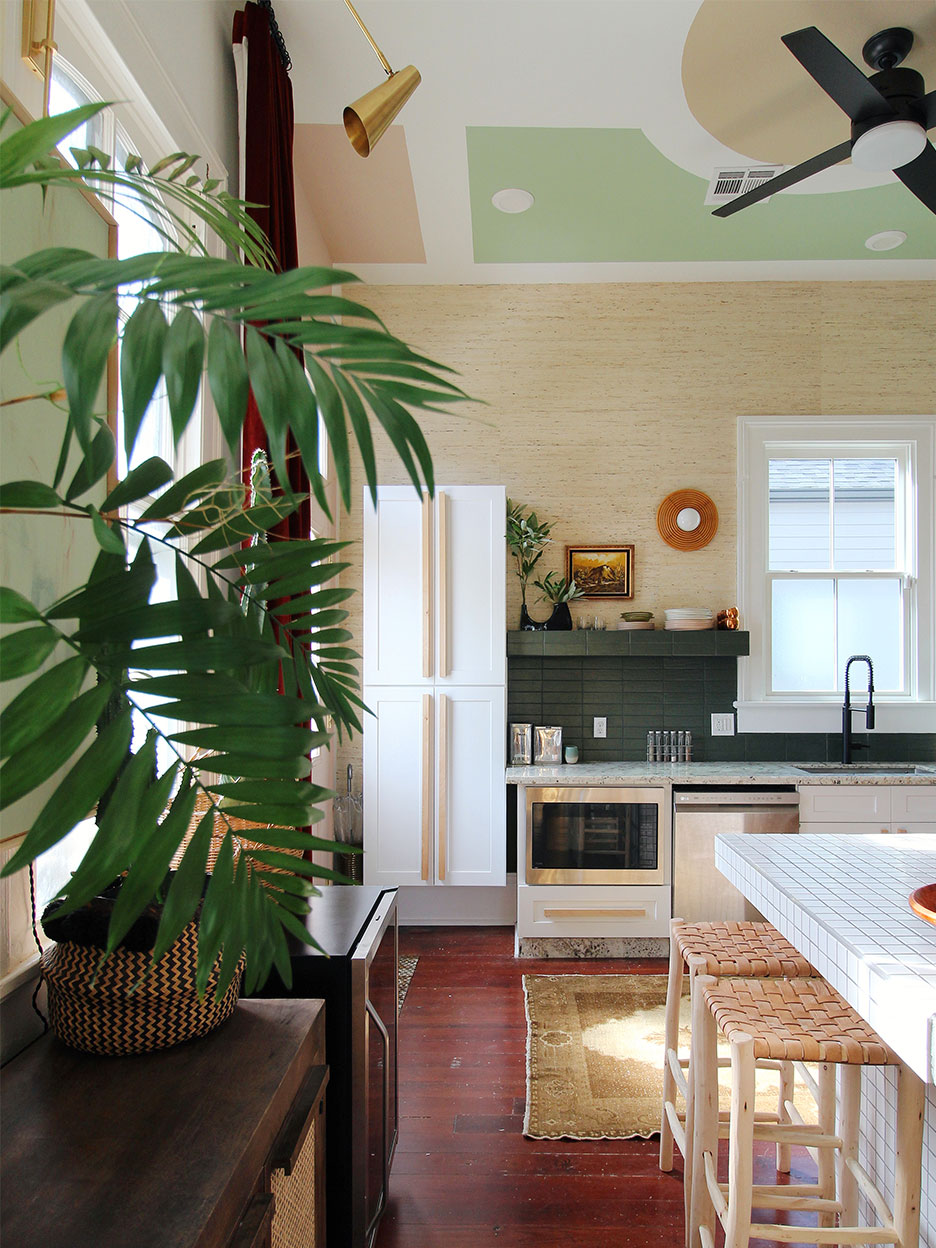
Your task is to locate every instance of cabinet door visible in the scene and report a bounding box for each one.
[798,784,891,825]
[363,487,432,687]
[890,786,936,830]
[435,486,506,686]
[436,687,506,886]
[363,688,433,887]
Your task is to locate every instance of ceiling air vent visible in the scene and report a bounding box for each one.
[704,165,785,207]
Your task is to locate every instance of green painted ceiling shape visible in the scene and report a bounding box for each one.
[467,127,936,263]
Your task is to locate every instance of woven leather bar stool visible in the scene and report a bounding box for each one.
[660,919,820,1245]
[660,919,819,1171]
[689,975,925,1248]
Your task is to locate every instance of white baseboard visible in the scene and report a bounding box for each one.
[397,876,518,926]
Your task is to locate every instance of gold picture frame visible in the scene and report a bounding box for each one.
[566,545,634,599]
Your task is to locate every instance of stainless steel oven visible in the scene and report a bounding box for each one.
[524,786,668,885]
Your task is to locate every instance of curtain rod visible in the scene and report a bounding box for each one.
[256,0,291,72]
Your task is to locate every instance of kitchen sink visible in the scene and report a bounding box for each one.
[793,763,928,776]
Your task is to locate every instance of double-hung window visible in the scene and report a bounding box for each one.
[738,417,936,732]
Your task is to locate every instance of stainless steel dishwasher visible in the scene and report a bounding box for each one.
[672,787,799,922]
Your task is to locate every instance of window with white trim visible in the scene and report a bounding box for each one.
[738,417,936,733]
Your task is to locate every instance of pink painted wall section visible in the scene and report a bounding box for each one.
[293,123,426,265]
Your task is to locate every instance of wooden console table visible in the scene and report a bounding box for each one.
[1,999,327,1248]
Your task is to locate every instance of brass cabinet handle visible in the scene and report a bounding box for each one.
[421,491,433,679]
[421,694,433,881]
[542,908,649,919]
[438,694,449,881]
[438,490,449,678]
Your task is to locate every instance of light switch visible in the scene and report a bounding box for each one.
[711,712,735,736]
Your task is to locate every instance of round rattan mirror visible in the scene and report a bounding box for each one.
[656,489,718,551]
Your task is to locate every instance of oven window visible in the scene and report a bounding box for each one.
[530,801,659,872]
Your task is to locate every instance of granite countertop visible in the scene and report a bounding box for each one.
[506,761,936,786]
[715,831,936,1083]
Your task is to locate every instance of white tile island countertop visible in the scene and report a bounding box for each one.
[715,831,936,1083]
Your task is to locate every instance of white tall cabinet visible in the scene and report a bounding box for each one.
[363,485,506,892]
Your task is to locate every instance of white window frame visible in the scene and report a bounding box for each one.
[737,416,936,734]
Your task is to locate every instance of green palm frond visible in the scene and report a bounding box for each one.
[0,104,474,990]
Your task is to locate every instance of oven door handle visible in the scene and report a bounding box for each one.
[366,996,391,1237]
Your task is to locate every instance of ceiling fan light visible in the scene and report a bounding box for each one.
[851,119,927,172]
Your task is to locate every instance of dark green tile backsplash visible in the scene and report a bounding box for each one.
[508,655,935,763]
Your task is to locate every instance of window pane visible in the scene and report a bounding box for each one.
[832,459,896,570]
[768,459,830,570]
[771,579,834,691]
[837,579,902,692]
[49,66,107,158]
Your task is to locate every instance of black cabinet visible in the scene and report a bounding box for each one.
[251,887,398,1248]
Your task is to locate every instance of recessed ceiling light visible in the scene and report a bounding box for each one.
[491,188,534,214]
[865,230,908,251]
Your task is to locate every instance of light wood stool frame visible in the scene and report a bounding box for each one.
[689,974,925,1248]
[660,919,820,1245]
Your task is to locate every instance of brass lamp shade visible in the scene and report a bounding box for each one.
[343,65,421,156]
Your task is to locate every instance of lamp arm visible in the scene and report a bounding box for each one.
[344,0,394,77]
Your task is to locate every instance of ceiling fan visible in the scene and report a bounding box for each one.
[713,25,936,217]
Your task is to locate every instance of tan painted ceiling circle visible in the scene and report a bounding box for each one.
[683,1,936,166]
[657,489,718,551]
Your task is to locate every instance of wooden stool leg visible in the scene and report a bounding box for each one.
[688,973,719,1248]
[837,1064,860,1229]
[724,1033,755,1248]
[660,919,685,1172]
[816,1062,837,1230]
[776,1060,794,1173]
[893,1063,924,1248]
[683,955,707,1245]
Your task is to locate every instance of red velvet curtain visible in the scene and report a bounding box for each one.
[232,2,310,543]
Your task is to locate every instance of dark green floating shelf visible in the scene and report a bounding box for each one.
[506,630,750,657]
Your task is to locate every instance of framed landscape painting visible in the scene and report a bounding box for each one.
[567,545,635,599]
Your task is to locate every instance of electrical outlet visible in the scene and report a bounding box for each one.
[593,716,607,739]
[711,712,735,736]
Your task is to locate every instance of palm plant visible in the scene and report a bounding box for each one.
[0,102,470,996]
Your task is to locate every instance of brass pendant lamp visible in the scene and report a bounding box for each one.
[342,0,420,156]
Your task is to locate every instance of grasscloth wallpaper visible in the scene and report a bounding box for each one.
[336,281,936,777]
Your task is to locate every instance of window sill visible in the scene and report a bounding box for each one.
[736,701,936,734]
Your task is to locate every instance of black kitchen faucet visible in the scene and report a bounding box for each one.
[842,654,875,764]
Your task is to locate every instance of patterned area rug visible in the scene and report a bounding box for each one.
[523,974,817,1140]
[398,955,418,1010]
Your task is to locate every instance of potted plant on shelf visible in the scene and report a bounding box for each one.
[0,102,470,1052]
[506,499,553,630]
[533,571,584,631]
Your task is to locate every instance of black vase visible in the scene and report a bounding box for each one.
[519,603,544,631]
[543,602,573,631]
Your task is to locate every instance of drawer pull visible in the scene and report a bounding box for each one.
[270,1065,329,1175]
[543,907,649,919]
[229,1194,274,1248]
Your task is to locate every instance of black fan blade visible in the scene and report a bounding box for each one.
[924,89,936,130]
[896,140,936,214]
[782,26,893,124]
[712,140,851,218]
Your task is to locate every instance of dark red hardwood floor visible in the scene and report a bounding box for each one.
[375,927,683,1248]
[377,926,820,1248]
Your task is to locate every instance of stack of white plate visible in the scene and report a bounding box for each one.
[664,607,715,631]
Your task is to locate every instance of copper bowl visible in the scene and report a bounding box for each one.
[909,884,936,925]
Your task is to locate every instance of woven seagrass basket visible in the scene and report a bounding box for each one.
[171,789,305,875]
[40,915,241,1056]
